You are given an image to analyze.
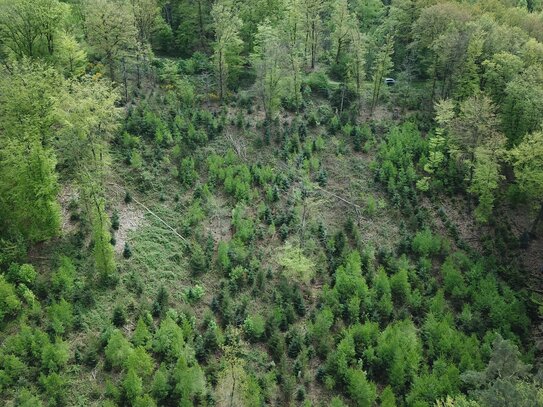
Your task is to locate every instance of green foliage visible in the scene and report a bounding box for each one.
[153,317,185,362]
[346,368,377,407]
[184,284,205,304]
[0,1,541,406]
[502,66,543,143]
[91,198,116,281]
[105,329,133,369]
[152,286,169,318]
[376,123,427,209]
[123,369,143,401]
[41,338,69,373]
[381,385,397,407]
[244,314,265,342]
[112,305,126,327]
[390,268,411,307]
[47,299,73,336]
[0,120,61,242]
[372,268,393,323]
[463,335,543,407]
[123,242,132,259]
[132,318,152,348]
[0,354,27,389]
[151,365,170,401]
[312,307,335,357]
[172,353,205,406]
[190,241,207,276]
[275,242,316,285]
[7,264,36,286]
[217,241,231,273]
[51,257,76,299]
[39,372,67,406]
[412,229,442,257]
[0,275,21,322]
[376,319,422,393]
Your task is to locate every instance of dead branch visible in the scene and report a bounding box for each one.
[313,184,365,213]
[131,197,188,245]
[226,132,247,160]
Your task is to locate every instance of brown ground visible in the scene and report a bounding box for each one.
[113,200,145,254]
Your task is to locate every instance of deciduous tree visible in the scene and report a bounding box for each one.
[211,0,243,100]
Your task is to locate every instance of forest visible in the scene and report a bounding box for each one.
[1,0,543,406]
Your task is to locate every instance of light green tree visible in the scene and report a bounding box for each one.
[211,0,243,101]
[84,0,137,80]
[370,34,394,114]
[510,131,543,235]
[376,319,422,393]
[0,61,61,241]
[55,32,87,77]
[216,329,253,407]
[124,369,143,401]
[348,26,367,112]
[252,20,284,122]
[454,29,484,100]
[330,0,355,64]
[0,275,21,322]
[280,0,303,109]
[468,146,504,223]
[300,0,324,69]
[0,0,69,58]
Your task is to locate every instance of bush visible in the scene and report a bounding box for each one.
[244,314,265,342]
[153,317,185,362]
[105,330,133,369]
[47,299,74,336]
[112,305,127,327]
[51,257,76,299]
[412,228,442,257]
[304,71,335,98]
[190,242,207,276]
[184,285,205,303]
[123,242,132,259]
[152,286,169,317]
[7,263,36,285]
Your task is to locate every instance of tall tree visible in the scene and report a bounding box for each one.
[57,78,120,278]
[370,34,394,114]
[330,0,354,65]
[0,0,69,59]
[300,0,324,69]
[280,0,303,110]
[468,146,504,223]
[211,0,243,101]
[0,60,61,242]
[502,65,543,144]
[437,94,506,220]
[347,25,367,113]
[130,0,159,88]
[252,20,284,122]
[84,0,137,81]
[454,29,484,100]
[510,131,543,235]
[482,51,523,105]
[130,0,159,46]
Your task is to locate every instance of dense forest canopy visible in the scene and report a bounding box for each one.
[1,0,543,406]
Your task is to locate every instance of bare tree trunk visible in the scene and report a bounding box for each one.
[530,202,543,237]
[108,58,115,82]
[197,0,205,49]
[122,57,128,103]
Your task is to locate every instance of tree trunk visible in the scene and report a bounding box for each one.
[108,59,115,82]
[530,201,543,237]
[197,0,205,49]
[335,39,342,64]
[122,57,128,103]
